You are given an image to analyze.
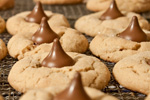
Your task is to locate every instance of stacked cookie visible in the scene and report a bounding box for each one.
[1,0,150,99]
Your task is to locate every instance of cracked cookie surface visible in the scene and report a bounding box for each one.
[0,39,7,60]
[6,11,70,35]
[113,51,150,94]
[75,11,150,37]
[86,0,150,13]
[90,33,150,62]
[8,52,110,93]
[7,28,88,59]
[0,16,5,34]
[20,86,118,100]
[33,0,83,4]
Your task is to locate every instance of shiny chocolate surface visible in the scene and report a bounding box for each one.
[41,38,75,68]
[118,16,147,42]
[100,0,123,20]
[25,2,48,24]
[53,72,91,100]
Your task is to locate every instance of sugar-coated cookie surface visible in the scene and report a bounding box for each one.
[75,11,150,37]
[20,86,118,100]
[6,11,70,35]
[0,16,5,34]
[33,0,83,4]
[0,39,7,60]
[7,28,88,59]
[113,51,150,94]
[8,52,110,93]
[86,0,150,13]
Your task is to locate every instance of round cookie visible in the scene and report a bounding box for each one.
[6,2,70,36]
[0,16,5,34]
[33,0,83,4]
[89,33,150,62]
[0,0,14,10]
[6,11,70,36]
[75,11,150,37]
[0,39,7,60]
[8,51,110,92]
[86,0,150,13]
[7,28,88,60]
[20,87,118,100]
[113,51,150,94]
[90,16,150,62]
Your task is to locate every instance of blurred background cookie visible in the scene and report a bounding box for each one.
[0,0,14,10]
[0,39,7,60]
[87,0,150,13]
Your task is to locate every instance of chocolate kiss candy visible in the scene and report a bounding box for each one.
[41,38,75,68]
[100,0,123,20]
[25,2,48,24]
[118,16,147,42]
[53,72,91,100]
[32,17,59,45]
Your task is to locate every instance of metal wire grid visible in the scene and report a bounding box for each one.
[0,0,91,20]
[0,0,149,99]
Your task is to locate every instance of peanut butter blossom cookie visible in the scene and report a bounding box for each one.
[8,39,110,93]
[113,51,150,94]
[20,73,118,100]
[90,16,150,62]
[0,39,7,60]
[75,0,150,37]
[33,0,83,4]
[6,2,70,36]
[87,0,150,13]
[7,2,88,59]
[7,18,88,59]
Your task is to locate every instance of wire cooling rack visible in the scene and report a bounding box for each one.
[0,0,149,99]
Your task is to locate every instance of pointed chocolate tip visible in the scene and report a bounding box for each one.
[100,0,123,20]
[54,38,59,43]
[118,16,147,42]
[42,17,46,21]
[25,1,48,24]
[53,72,91,100]
[74,72,81,79]
[130,16,140,28]
[41,38,74,68]
[32,17,58,45]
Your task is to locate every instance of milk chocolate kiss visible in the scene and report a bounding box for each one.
[53,72,91,100]
[100,0,123,20]
[41,38,75,68]
[32,17,59,45]
[25,2,48,24]
[118,16,147,42]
